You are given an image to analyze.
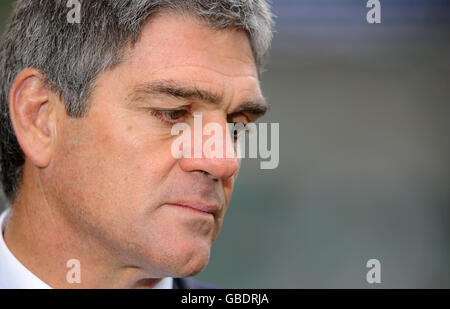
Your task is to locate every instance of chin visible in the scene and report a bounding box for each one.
[133,216,215,277]
[161,240,212,278]
[176,248,212,277]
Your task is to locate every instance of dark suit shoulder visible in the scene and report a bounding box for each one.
[172,277,223,289]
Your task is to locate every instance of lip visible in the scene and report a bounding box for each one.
[164,200,219,216]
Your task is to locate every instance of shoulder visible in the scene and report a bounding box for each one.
[172,277,224,289]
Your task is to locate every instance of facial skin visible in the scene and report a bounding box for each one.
[4,13,267,288]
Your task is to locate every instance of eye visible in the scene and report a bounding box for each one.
[150,109,188,124]
[228,123,248,142]
[228,114,250,139]
[228,114,249,125]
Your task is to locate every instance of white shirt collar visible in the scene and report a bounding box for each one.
[0,208,173,289]
[152,276,174,289]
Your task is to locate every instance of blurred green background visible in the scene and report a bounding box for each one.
[1,0,449,288]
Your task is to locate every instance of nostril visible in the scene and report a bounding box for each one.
[198,170,219,182]
[179,157,238,181]
[206,172,219,182]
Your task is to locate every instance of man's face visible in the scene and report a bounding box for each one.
[45,13,266,277]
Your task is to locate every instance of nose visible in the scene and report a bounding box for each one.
[180,158,240,180]
[179,114,240,180]
[180,155,240,181]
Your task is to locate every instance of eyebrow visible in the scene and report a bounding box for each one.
[229,101,268,118]
[129,79,268,117]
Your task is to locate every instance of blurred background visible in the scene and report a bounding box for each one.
[1,0,449,288]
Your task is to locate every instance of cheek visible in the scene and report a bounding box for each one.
[52,117,177,212]
[91,127,177,206]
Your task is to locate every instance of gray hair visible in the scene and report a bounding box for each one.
[0,0,274,202]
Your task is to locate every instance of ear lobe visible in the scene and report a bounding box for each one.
[9,68,55,168]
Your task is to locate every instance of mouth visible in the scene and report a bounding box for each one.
[164,200,219,217]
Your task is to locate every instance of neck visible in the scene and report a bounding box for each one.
[3,164,162,289]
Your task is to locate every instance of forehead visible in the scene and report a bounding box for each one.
[123,13,260,90]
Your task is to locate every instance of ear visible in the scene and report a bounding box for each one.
[9,68,57,168]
